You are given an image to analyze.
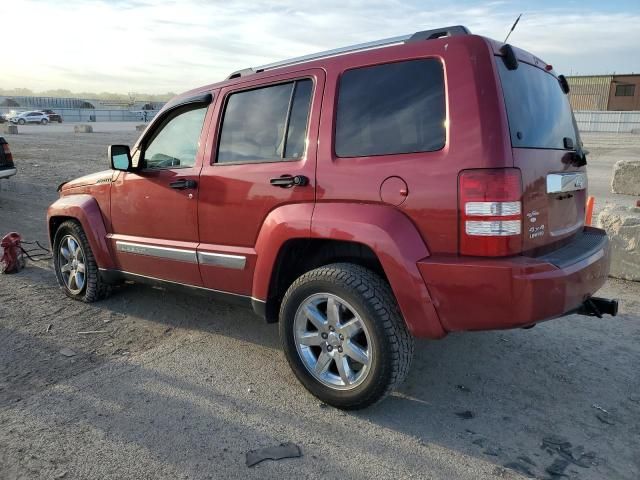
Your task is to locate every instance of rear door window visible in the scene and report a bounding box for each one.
[217,79,313,163]
[335,59,446,157]
[497,60,577,150]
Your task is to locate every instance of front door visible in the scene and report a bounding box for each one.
[197,69,324,295]
[109,99,212,285]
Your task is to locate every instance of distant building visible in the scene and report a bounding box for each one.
[0,96,165,112]
[567,74,640,111]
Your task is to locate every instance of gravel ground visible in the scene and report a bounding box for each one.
[0,124,639,480]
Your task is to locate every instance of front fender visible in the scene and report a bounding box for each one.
[311,203,445,339]
[47,194,114,269]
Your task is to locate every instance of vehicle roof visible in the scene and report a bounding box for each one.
[170,28,553,107]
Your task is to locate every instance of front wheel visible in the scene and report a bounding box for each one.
[18,119,25,125]
[279,263,414,409]
[53,220,110,302]
[41,118,48,125]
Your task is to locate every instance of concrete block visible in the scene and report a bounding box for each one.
[74,125,93,133]
[136,124,146,131]
[3,124,18,134]
[611,160,640,196]
[598,205,640,281]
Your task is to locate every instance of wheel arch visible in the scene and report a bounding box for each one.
[254,202,446,339]
[47,194,115,270]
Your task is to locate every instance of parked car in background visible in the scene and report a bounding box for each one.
[47,25,618,409]
[0,137,16,180]
[10,111,50,125]
[0,115,6,124]
[41,109,63,123]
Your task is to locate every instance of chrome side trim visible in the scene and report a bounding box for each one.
[546,173,587,194]
[197,251,246,270]
[116,240,197,263]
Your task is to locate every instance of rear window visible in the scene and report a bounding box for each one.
[497,60,577,150]
[335,59,446,157]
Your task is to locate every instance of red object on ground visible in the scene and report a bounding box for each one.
[0,232,25,274]
[585,196,595,226]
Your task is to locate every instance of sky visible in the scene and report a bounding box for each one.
[3,0,640,95]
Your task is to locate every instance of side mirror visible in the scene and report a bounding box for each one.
[109,145,131,171]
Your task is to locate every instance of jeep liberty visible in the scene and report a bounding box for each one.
[47,26,617,409]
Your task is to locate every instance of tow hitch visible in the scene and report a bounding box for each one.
[577,297,619,318]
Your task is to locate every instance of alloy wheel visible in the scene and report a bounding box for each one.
[294,293,372,390]
[58,235,86,294]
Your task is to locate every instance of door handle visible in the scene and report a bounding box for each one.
[169,179,197,190]
[270,175,309,188]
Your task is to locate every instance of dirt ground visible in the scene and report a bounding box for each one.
[0,123,639,480]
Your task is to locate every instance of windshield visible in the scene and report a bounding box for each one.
[497,59,577,150]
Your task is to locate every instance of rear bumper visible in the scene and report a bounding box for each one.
[0,167,17,179]
[418,227,611,332]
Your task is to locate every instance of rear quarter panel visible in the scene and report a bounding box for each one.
[316,35,512,255]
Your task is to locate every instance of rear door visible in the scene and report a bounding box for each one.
[196,69,323,295]
[496,59,586,253]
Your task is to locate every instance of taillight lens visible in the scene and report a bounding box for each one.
[459,168,522,256]
[1,141,13,166]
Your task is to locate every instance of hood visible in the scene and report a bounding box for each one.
[60,170,116,191]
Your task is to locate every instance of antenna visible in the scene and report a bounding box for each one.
[503,13,522,43]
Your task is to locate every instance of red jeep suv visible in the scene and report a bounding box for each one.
[47,26,617,409]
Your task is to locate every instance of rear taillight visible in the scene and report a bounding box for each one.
[459,168,522,256]
[0,140,13,166]
[2,143,13,166]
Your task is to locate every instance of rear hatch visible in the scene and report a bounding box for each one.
[496,57,586,254]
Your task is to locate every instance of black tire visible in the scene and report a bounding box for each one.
[53,220,110,302]
[279,263,414,409]
[41,118,48,125]
[18,119,25,125]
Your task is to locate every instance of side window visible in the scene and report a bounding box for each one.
[335,59,446,157]
[143,105,208,169]
[217,79,313,163]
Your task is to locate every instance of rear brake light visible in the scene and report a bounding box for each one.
[459,168,522,256]
[1,141,13,166]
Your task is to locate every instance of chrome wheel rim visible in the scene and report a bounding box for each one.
[294,293,372,390]
[58,235,86,294]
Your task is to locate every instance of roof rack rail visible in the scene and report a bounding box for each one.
[227,25,470,79]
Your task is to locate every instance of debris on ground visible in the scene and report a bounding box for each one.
[456,384,471,393]
[245,442,302,467]
[455,410,475,419]
[503,461,535,478]
[546,457,570,477]
[59,348,77,357]
[595,412,615,425]
[592,403,609,414]
[541,436,597,468]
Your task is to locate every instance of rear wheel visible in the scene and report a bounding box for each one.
[53,220,110,302]
[40,118,48,125]
[279,263,414,409]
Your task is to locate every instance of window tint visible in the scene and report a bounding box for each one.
[335,59,445,157]
[497,60,577,150]
[144,106,207,169]
[217,79,313,163]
